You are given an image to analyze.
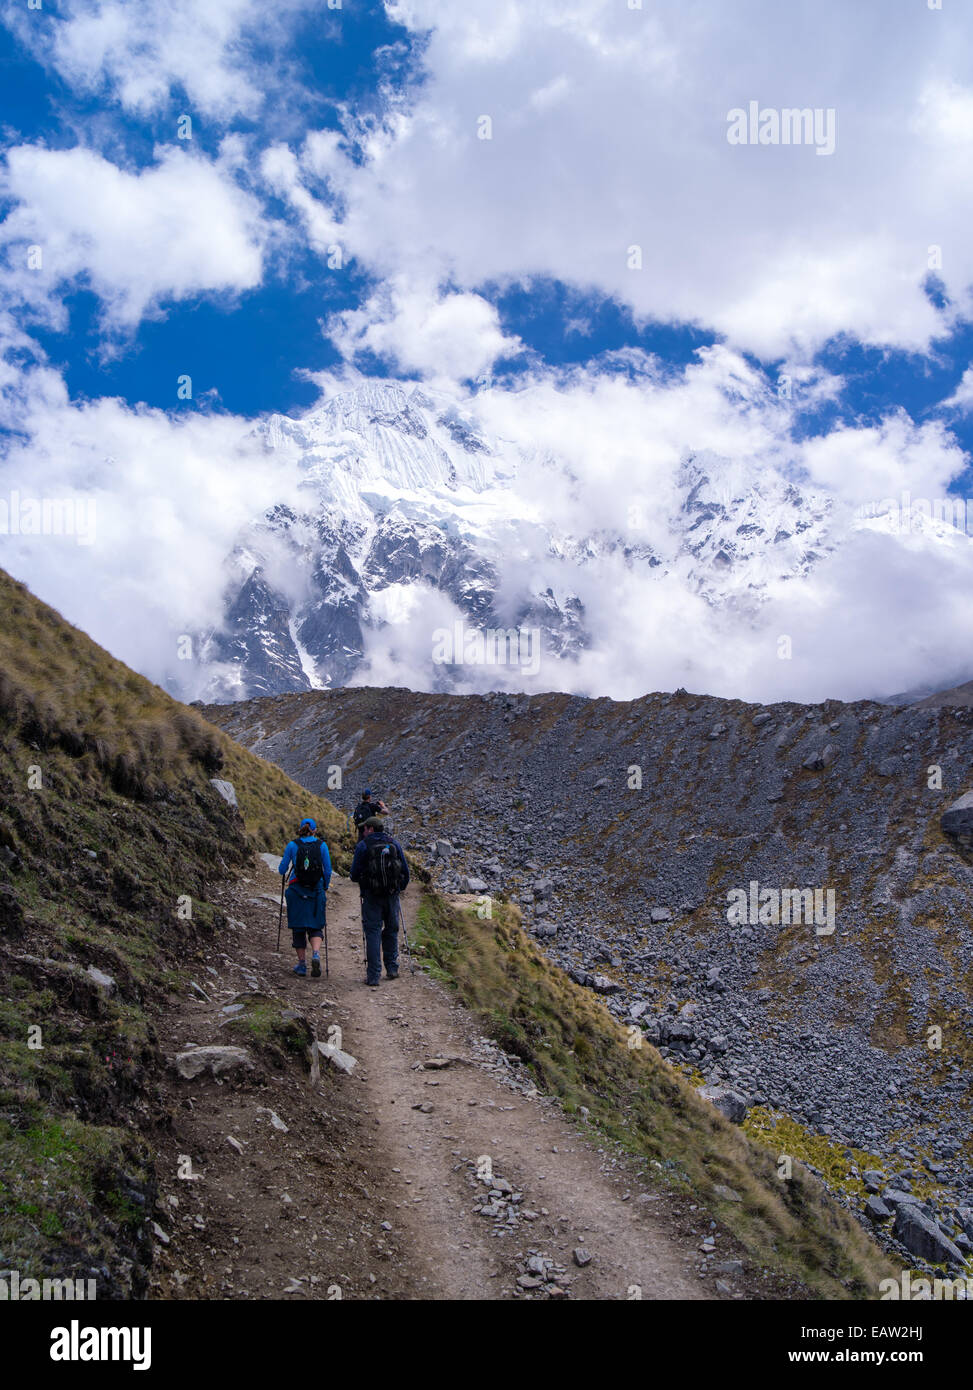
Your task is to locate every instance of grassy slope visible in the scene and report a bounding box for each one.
[0,570,352,1291]
[415,893,901,1300]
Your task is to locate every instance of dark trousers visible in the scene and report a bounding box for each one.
[361,892,399,983]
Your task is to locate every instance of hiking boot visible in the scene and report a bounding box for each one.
[366,978,380,988]
[311,956,321,977]
[293,962,307,977]
[386,968,399,980]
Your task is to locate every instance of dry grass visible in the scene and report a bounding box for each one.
[0,569,350,859]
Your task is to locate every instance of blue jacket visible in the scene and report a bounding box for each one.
[350,832,409,894]
[279,836,333,890]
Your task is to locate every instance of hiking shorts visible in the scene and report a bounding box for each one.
[291,926,324,950]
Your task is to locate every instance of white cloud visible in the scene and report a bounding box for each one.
[329,278,521,384]
[0,347,296,685]
[0,144,268,329]
[941,366,973,414]
[260,143,343,255]
[6,0,305,120]
[800,414,966,509]
[304,0,973,360]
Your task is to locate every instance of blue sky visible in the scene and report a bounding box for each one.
[0,3,409,417]
[3,0,973,702]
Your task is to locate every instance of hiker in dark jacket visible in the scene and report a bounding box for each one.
[278,818,332,977]
[353,788,388,841]
[349,817,409,986]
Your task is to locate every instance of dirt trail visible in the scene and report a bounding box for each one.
[150,860,719,1301]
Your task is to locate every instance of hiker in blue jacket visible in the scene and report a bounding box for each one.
[279,818,332,977]
[350,817,409,987]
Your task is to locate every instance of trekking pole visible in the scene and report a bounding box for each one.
[323,906,330,978]
[276,875,284,953]
[395,894,416,975]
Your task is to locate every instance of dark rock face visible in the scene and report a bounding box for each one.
[0,881,26,934]
[204,566,308,698]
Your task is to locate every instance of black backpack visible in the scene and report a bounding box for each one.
[361,839,407,897]
[353,801,374,828]
[293,838,324,889]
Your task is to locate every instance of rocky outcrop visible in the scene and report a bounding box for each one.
[892,1204,968,1269]
[941,791,973,838]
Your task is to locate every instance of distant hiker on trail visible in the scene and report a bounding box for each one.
[278,818,332,978]
[353,787,388,841]
[350,816,409,987]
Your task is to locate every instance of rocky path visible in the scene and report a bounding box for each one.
[150,858,720,1301]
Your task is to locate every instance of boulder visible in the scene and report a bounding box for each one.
[174,1045,254,1080]
[86,966,117,997]
[864,1195,892,1222]
[883,1188,920,1208]
[668,1020,695,1043]
[802,745,837,771]
[941,792,973,838]
[590,974,623,996]
[893,1204,968,1268]
[0,884,26,935]
[697,1085,749,1124]
[313,1040,357,1075]
[209,779,238,807]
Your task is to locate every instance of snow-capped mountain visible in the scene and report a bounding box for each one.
[190,379,851,701]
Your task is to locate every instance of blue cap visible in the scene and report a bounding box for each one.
[299,817,316,832]
[363,788,372,797]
